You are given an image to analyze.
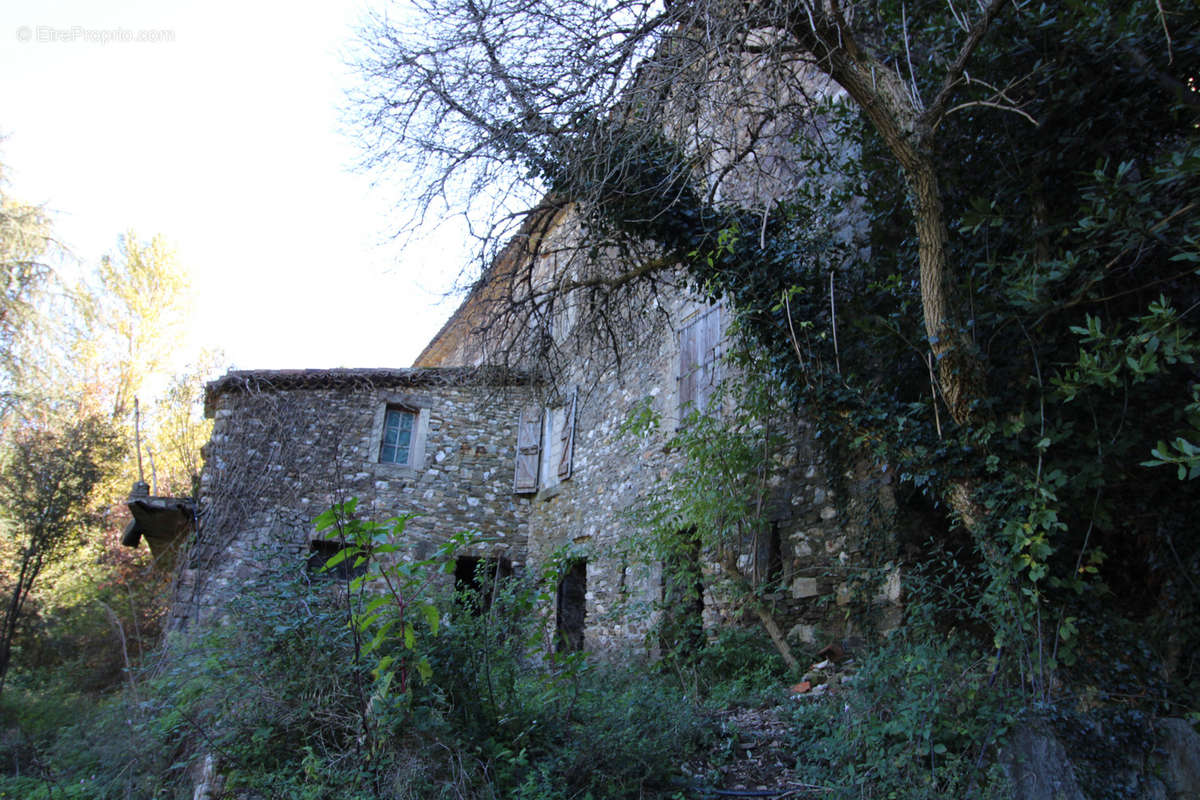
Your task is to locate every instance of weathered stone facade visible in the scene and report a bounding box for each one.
[172,54,898,649]
[175,368,537,630]
[178,293,899,653]
[416,285,900,655]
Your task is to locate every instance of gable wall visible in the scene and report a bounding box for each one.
[177,376,536,629]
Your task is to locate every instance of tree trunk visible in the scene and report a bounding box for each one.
[0,548,42,693]
[777,6,1002,555]
[720,554,800,670]
[790,13,989,429]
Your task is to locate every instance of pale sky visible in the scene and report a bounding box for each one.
[0,0,470,377]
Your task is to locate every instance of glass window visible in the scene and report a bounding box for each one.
[380,407,415,465]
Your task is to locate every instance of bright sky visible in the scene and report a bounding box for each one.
[0,0,469,376]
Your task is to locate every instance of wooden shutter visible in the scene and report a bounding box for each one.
[558,388,577,480]
[696,304,721,410]
[514,407,542,493]
[678,317,699,414]
[679,303,722,416]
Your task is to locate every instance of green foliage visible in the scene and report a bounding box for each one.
[593,0,1200,712]
[789,626,1015,799]
[426,544,707,798]
[0,413,125,691]
[312,498,471,699]
[687,628,793,708]
[625,361,803,669]
[0,165,53,413]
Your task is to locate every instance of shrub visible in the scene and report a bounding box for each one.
[788,627,1014,799]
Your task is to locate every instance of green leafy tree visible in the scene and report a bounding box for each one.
[0,161,55,418]
[0,413,124,691]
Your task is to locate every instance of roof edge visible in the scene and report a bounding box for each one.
[204,366,532,416]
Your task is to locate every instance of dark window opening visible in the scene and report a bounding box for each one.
[555,559,586,653]
[307,540,366,580]
[758,522,785,589]
[454,556,512,614]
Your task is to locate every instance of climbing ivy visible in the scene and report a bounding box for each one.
[555,2,1200,709]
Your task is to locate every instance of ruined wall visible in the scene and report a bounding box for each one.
[174,369,536,629]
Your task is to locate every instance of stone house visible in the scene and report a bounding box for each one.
[407,214,900,655]
[169,209,899,656]
[161,51,899,655]
[173,367,537,631]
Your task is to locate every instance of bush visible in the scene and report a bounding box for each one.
[682,627,794,707]
[788,627,1014,799]
[0,520,709,799]
[427,562,708,798]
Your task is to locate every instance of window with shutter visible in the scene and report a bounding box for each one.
[678,303,722,418]
[514,407,542,493]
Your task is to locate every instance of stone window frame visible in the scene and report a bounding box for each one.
[369,394,431,473]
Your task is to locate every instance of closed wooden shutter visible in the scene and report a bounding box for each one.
[696,304,721,410]
[678,316,699,413]
[514,407,542,493]
[678,303,721,415]
[558,388,577,480]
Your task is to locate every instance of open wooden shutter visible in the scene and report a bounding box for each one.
[558,388,577,480]
[514,407,542,493]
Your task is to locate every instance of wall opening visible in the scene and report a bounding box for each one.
[661,529,705,656]
[555,559,587,653]
[454,556,513,614]
[763,522,785,589]
[307,540,366,580]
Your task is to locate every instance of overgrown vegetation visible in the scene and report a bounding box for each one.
[0,512,713,799]
[2,1,1198,797]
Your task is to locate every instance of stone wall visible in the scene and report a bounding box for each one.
[513,292,899,658]
[175,368,537,630]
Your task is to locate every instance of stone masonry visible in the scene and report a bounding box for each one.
[174,367,536,630]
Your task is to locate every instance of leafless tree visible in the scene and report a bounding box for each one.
[352,0,1024,405]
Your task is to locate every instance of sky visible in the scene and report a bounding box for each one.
[0,0,471,377]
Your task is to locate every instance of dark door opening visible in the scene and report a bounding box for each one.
[555,559,586,653]
[662,529,705,656]
[454,556,512,614]
[759,522,784,589]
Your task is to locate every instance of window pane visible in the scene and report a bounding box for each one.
[381,407,416,465]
